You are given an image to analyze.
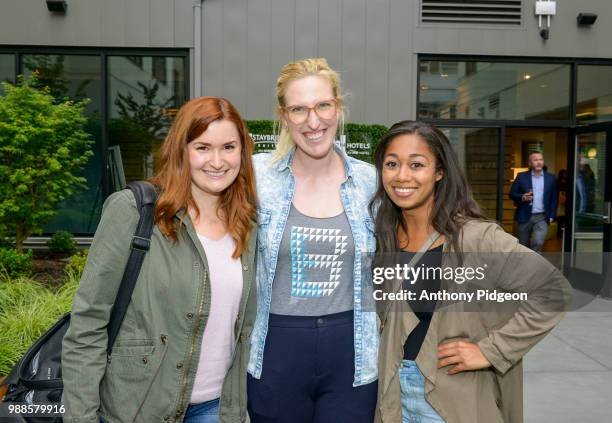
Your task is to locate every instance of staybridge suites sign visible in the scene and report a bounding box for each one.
[251,133,371,160]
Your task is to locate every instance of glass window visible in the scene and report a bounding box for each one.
[439,127,499,219]
[419,60,571,121]
[577,65,612,124]
[572,132,607,274]
[108,56,187,185]
[0,54,15,93]
[22,54,103,234]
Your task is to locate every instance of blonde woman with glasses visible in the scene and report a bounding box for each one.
[247,58,379,422]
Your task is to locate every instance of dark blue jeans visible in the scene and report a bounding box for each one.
[247,311,377,423]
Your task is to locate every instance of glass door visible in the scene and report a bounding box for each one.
[437,127,503,221]
[566,127,612,297]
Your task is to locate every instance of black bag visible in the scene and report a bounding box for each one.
[1,182,158,423]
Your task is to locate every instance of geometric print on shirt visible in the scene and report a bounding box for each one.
[290,225,348,298]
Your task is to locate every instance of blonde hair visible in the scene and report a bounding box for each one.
[272,58,346,163]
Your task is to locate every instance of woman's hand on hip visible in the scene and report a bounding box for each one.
[437,341,491,375]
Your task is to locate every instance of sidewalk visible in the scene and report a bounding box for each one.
[524,296,612,423]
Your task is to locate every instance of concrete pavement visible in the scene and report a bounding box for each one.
[524,296,612,422]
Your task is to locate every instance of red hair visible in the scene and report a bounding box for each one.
[150,96,256,258]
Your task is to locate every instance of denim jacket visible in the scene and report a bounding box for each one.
[248,146,379,387]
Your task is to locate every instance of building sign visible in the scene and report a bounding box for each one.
[250,134,348,155]
[345,140,371,162]
[251,134,278,153]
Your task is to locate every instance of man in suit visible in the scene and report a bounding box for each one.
[509,151,558,253]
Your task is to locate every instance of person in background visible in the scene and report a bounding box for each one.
[247,57,379,422]
[509,151,558,253]
[62,96,257,423]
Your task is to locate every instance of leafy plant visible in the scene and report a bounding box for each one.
[0,248,33,278]
[47,231,77,255]
[246,120,274,135]
[0,74,93,251]
[65,249,88,280]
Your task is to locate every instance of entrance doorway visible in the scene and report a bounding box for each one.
[503,128,568,253]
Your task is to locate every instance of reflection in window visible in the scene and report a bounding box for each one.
[439,127,499,219]
[108,56,187,185]
[22,54,103,234]
[0,54,15,93]
[575,134,606,223]
[419,60,571,121]
[577,65,612,124]
[573,132,606,274]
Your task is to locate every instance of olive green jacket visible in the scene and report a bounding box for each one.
[62,189,257,423]
[375,220,571,423]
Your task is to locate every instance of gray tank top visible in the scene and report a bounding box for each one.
[270,204,355,316]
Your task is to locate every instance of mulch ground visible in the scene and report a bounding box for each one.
[30,253,70,287]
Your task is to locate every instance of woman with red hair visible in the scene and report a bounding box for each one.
[62,96,257,423]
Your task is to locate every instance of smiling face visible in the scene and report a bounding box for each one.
[382,133,443,215]
[282,75,339,160]
[188,119,242,201]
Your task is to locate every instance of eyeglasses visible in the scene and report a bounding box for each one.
[283,99,338,125]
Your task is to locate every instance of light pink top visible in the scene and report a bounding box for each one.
[190,233,243,404]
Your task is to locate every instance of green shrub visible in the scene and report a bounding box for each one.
[245,119,274,135]
[65,249,88,280]
[46,230,77,255]
[0,74,93,251]
[0,275,78,376]
[0,248,33,278]
[0,237,11,249]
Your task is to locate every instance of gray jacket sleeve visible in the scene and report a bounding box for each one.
[61,191,138,423]
[477,224,572,374]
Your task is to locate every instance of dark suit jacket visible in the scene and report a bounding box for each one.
[509,170,558,224]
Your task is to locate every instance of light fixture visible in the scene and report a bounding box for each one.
[576,111,595,119]
[577,13,597,26]
[524,74,532,80]
[46,0,67,13]
[421,85,429,91]
[535,0,556,40]
[587,148,597,159]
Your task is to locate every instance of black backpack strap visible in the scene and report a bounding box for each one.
[106,181,158,354]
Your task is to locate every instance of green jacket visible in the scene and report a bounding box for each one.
[62,189,257,423]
